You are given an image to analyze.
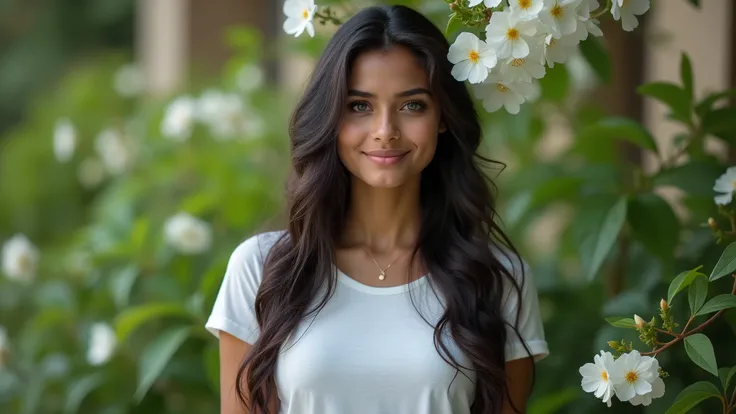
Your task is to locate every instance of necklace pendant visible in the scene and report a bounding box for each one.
[378,271,386,281]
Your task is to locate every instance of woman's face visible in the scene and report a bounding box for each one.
[337,45,445,189]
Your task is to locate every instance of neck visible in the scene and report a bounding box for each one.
[341,177,421,252]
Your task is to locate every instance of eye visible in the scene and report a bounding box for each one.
[402,100,427,112]
[349,101,371,113]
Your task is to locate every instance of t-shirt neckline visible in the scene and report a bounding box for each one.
[334,265,430,295]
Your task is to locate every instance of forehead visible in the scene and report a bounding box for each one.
[347,45,429,92]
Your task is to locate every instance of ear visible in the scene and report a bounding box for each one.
[439,121,447,133]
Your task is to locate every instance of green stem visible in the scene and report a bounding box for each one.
[591,0,612,19]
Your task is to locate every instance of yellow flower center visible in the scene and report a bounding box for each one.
[549,37,557,46]
[496,83,509,93]
[551,4,564,18]
[506,28,519,41]
[601,371,609,382]
[625,371,638,384]
[302,9,309,19]
[510,58,526,67]
[468,50,480,64]
[518,0,532,9]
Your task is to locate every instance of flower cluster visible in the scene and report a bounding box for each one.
[280,0,650,114]
[449,0,649,114]
[160,86,265,143]
[579,350,665,407]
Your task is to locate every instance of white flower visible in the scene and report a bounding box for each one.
[485,10,538,59]
[611,0,650,32]
[77,157,106,189]
[95,128,135,175]
[197,91,255,140]
[629,377,665,406]
[508,0,544,19]
[579,351,616,407]
[164,212,213,254]
[610,350,660,402]
[714,166,736,205]
[544,33,579,67]
[472,74,536,114]
[539,0,584,39]
[2,234,39,283]
[500,39,546,82]
[162,96,197,142]
[113,64,145,98]
[634,314,646,328]
[236,64,265,92]
[53,118,77,163]
[573,16,603,41]
[283,0,317,38]
[448,32,498,84]
[577,0,600,19]
[468,0,503,7]
[87,323,116,366]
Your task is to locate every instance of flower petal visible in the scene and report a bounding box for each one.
[715,192,733,206]
[451,60,474,82]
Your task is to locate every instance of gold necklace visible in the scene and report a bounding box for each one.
[366,249,400,281]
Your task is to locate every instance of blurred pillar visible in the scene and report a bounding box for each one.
[137,0,280,96]
[137,0,189,96]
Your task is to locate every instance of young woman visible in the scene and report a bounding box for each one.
[206,5,548,414]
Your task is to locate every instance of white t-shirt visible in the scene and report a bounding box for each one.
[206,231,548,414]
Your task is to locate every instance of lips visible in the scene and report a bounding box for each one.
[362,149,409,166]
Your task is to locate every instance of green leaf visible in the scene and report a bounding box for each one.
[63,374,104,414]
[696,294,736,316]
[702,107,736,144]
[637,82,691,123]
[135,326,191,402]
[114,303,191,343]
[579,36,611,83]
[688,276,709,315]
[109,264,139,309]
[204,343,220,393]
[627,193,679,260]
[574,197,628,280]
[539,63,569,102]
[684,334,719,376]
[578,117,658,153]
[719,366,736,393]
[667,267,705,303]
[710,241,736,281]
[605,316,637,329]
[665,381,721,414]
[652,162,725,196]
[680,53,693,100]
[695,89,736,117]
[445,13,463,36]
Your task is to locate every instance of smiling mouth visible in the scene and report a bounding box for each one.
[362,150,409,166]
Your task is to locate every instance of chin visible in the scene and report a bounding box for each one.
[359,172,413,189]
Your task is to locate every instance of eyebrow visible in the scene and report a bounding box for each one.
[347,88,433,98]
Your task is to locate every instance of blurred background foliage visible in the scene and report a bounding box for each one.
[0,0,735,413]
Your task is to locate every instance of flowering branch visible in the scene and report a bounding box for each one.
[641,275,736,357]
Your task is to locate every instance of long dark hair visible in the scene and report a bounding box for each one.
[236,5,531,414]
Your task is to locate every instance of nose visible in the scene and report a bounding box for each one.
[372,110,399,142]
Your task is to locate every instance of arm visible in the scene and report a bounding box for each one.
[501,357,535,414]
[219,332,279,414]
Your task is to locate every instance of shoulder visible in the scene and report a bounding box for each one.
[228,230,286,266]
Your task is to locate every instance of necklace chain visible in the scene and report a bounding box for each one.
[366,249,400,281]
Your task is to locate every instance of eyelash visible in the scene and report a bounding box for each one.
[348,99,428,113]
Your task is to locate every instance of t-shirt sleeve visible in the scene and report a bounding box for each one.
[205,233,271,345]
[500,256,549,362]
